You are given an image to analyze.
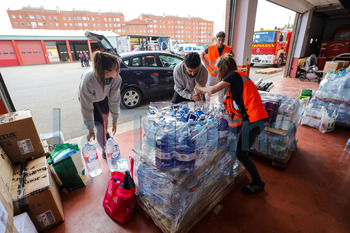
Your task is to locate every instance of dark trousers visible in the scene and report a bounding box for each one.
[236,120,266,184]
[172,91,191,104]
[93,96,109,149]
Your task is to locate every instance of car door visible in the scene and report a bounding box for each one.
[157,54,184,93]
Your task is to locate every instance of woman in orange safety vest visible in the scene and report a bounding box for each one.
[195,54,268,194]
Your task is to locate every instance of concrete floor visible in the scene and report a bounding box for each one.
[47,77,350,233]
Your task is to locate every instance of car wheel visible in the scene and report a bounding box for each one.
[121,88,141,109]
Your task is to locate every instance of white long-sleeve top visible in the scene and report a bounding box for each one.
[78,69,121,130]
[173,62,208,100]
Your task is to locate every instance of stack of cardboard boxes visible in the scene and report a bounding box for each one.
[0,110,64,232]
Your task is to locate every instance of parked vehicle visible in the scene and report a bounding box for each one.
[251,29,292,67]
[119,51,183,108]
[319,26,350,69]
[85,31,119,56]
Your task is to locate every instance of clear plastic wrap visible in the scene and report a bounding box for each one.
[252,92,301,161]
[302,68,350,127]
[136,101,245,233]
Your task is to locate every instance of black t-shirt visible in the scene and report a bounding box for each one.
[205,45,226,56]
[223,72,248,121]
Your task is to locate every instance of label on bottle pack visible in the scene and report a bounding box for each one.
[156,151,175,159]
[177,152,196,162]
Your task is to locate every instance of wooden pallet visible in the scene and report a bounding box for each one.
[250,148,293,170]
[255,68,283,74]
[137,167,246,233]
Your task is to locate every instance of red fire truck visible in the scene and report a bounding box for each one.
[318,26,350,69]
[251,29,292,67]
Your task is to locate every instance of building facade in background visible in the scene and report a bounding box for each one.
[7,7,214,44]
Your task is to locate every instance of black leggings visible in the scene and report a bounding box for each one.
[93,96,109,150]
[236,120,266,184]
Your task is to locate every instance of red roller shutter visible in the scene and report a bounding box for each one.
[0,41,20,67]
[16,41,46,65]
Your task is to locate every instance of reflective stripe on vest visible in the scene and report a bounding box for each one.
[205,44,232,76]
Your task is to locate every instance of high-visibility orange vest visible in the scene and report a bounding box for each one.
[223,70,268,127]
[205,44,232,76]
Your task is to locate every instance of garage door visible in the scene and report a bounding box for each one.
[16,41,46,65]
[0,41,20,67]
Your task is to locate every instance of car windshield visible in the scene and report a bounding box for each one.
[253,31,276,44]
[100,39,113,50]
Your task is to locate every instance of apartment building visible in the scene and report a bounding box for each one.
[7,7,214,44]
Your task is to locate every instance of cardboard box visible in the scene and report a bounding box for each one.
[322,60,350,79]
[0,178,18,233]
[0,146,14,193]
[11,156,64,232]
[0,110,45,164]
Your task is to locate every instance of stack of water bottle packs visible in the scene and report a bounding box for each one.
[251,92,301,160]
[301,68,350,128]
[134,102,245,233]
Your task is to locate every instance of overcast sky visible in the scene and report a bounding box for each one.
[0,0,295,32]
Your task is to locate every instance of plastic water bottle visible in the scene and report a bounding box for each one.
[151,173,172,205]
[82,142,102,177]
[176,130,196,171]
[146,119,158,155]
[218,112,229,147]
[344,139,350,154]
[137,162,155,197]
[156,127,175,170]
[192,122,207,164]
[105,138,120,172]
[206,118,218,156]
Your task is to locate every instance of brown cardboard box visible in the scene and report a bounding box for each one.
[0,110,45,164]
[0,146,13,193]
[0,178,18,233]
[11,156,64,232]
[322,60,350,79]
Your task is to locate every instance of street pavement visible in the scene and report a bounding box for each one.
[0,62,285,141]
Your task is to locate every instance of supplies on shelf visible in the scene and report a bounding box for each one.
[136,101,245,233]
[301,68,350,128]
[251,92,301,165]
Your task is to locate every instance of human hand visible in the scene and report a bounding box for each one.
[112,122,117,135]
[192,93,203,102]
[87,132,95,141]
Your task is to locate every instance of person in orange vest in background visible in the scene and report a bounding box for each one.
[196,54,268,194]
[201,31,233,102]
[79,52,84,67]
[84,52,90,67]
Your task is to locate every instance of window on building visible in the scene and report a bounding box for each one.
[63,17,66,20]
[155,30,157,33]
[12,15,16,19]
[77,17,81,20]
[92,17,94,21]
[153,20,157,23]
[84,23,88,26]
[68,17,71,20]
[70,23,72,26]
[36,15,41,19]
[50,23,53,26]
[31,22,37,28]
[54,16,57,21]
[14,22,18,26]
[93,24,95,27]
[64,23,67,26]
[117,24,120,27]
[29,15,35,19]
[105,24,107,27]
[78,23,82,26]
[118,29,121,32]
[109,18,111,21]
[98,24,100,27]
[18,15,22,19]
[109,24,112,27]
[104,18,107,21]
[56,23,59,26]
[21,22,24,26]
[48,16,52,20]
[38,22,43,26]
[117,18,120,21]
[83,17,87,20]
[97,17,99,21]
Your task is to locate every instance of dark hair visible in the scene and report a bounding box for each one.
[216,31,226,38]
[216,54,237,82]
[93,51,121,90]
[184,52,201,69]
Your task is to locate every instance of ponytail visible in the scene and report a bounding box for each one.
[93,51,121,91]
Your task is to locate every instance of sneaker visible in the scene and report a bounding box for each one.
[102,151,106,159]
[242,182,265,194]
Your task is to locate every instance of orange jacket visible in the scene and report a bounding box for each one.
[223,70,268,127]
[205,44,232,76]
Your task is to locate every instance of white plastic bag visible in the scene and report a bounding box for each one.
[319,106,338,133]
[301,104,321,129]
